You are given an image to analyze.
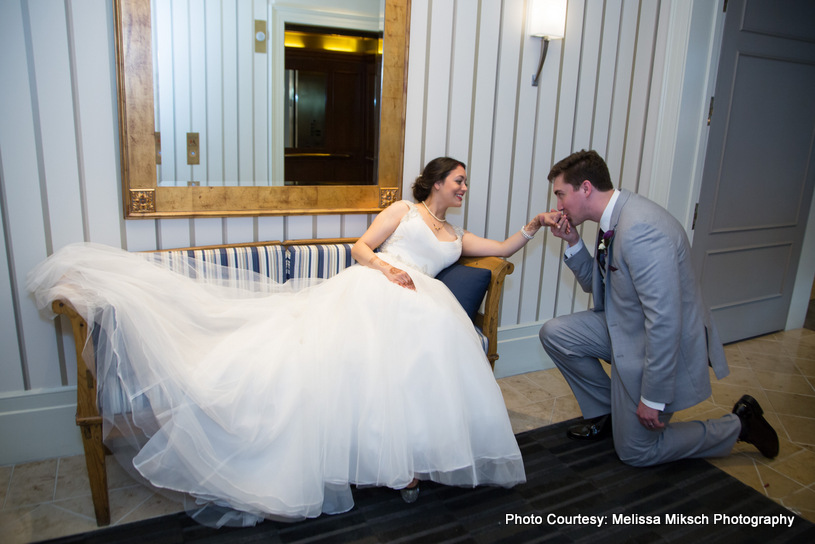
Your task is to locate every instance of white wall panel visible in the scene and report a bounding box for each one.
[551,0,583,318]
[69,0,125,249]
[158,217,192,249]
[0,1,25,386]
[422,0,455,161]
[605,0,639,187]
[401,0,429,185]
[125,218,159,251]
[28,1,85,251]
[501,2,542,325]
[225,216,255,244]
[316,215,342,238]
[592,0,623,158]
[342,214,371,239]
[620,0,659,195]
[205,0,226,185]
[193,217,226,247]
[258,215,286,242]
[238,0,255,184]
[447,2,478,227]
[1,0,749,451]
[1,0,60,391]
[465,0,501,239]
[484,0,523,245]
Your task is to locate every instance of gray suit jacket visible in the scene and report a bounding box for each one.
[565,190,729,412]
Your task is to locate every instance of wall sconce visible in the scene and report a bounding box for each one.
[528,0,567,86]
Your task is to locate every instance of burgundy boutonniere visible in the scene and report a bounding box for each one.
[597,229,615,252]
[597,229,618,272]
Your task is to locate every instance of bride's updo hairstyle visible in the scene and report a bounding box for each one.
[412,157,466,202]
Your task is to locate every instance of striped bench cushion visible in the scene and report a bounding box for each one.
[145,245,287,284]
[286,243,356,280]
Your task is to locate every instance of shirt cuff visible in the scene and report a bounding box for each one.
[563,239,584,260]
[641,397,665,411]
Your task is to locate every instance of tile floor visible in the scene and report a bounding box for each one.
[1,328,813,543]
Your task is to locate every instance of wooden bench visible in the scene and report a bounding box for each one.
[52,238,514,526]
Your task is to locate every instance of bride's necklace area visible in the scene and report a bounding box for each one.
[421,201,447,232]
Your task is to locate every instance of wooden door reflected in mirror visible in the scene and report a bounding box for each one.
[114,0,409,218]
[283,25,380,186]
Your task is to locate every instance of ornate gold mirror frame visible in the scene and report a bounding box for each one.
[114,0,409,218]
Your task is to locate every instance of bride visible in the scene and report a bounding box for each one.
[28,157,559,526]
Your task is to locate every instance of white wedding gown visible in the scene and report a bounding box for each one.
[28,201,525,526]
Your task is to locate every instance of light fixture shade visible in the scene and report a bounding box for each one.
[528,0,567,39]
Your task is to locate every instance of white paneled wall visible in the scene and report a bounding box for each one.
[402,0,679,329]
[1,0,730,462]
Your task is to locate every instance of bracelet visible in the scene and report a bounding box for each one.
[520,225,534,240]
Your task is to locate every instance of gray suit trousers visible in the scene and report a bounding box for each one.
[539,310,741,467]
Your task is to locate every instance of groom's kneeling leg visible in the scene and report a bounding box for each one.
[539,311,613,419]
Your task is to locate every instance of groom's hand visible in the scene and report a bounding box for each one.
[549,210,579,246]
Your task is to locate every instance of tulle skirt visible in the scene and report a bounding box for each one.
[28,243,525,525]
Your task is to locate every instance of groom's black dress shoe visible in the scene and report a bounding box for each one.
[567,414,612,441]
[733,395,779,458]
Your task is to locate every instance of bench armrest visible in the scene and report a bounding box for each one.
[456,256,515,369]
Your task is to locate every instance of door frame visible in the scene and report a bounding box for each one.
[650,0,815,333]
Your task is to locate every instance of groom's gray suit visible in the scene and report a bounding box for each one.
[540,189,742,466]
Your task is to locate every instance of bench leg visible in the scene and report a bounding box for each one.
[79,420,110,526]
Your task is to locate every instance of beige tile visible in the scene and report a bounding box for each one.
[734,337,782,356]
[766,329,814,342]
[764,390,815,418]
[753,370,815,396]
[117,491,184,525]
[707,455,764,494]
[498,381,532,410]
[512,398,555,424]
[499,374,547,403]
[776,413,815,446]
[795,508,815,525]
[743,352,802,375]
[106,456,139,490]
[55,455,91,501]
[765,449,815,486]
[0,465,11,507]
[781,486,815,515]
[709,381,768,411]
[524,369,575,399]
[5,459,57,508]
[795,357,815,377]
[717,365,760,388]
[724,345,750,368]
[108,484,155,525]
[755,463,806,500]
[48,491,97,520]
[0,503,97,544]
[551,395,583,424]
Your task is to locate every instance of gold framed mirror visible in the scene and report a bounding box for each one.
[114,0,409,219]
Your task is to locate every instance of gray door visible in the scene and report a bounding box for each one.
[692,0,815,344]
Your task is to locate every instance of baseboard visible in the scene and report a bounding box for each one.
[493,322,555,379]
[1,325,553,465]
[0,387,83,466]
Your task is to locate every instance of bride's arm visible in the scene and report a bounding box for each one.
[461,211,561,258]
[351,202,416,290]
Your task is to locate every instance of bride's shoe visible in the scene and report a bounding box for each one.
[400,479,420,503]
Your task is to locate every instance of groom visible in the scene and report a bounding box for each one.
[539,150,778,466]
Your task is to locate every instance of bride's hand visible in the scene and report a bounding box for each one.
[384,266,416,290]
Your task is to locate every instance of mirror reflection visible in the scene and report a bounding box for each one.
[284,25,381,185]
[151,0,383,188]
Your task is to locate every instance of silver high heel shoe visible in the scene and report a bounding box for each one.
[400,482,420,503]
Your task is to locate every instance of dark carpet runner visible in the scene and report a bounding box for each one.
[42,419,815,543]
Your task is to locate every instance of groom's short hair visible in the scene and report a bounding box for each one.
[548,150,614,192]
